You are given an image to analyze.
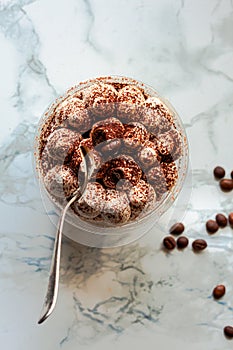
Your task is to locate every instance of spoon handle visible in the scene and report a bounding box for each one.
[38,194,78,324]
[37,145,94,324]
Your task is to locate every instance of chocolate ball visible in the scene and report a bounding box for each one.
[127,180,156,219]
[44,165,79,198]
[137,141,161,169]
[123,122,149,149]
[55,96,91,132]
[101,189,131,224]
[147,161,178,198]
[117,85,145,122]
[146,182,157,209]
[40,147,56,176]
[84,83,118,117]
[156,129,182,161]
[147,165,168,198]
[141,96,174,134]
[90,117,124,147]
[45,128,82,162]
[161,161,178,190]
[68,144,83,173]
[73,182,106,218]
[97,155,142,189]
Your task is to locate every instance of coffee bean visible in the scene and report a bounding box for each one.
[220,179,233,192]
[231,170,233,180]
[228,212,233,227]
[192,239,207,251]
[213,166,225,179]
[206,220,219,234]
[224,326,233,338]
[215,213,227,227]
[177,236,189,249]
[163,236,176,250]
[213,284,226,299]
[169,222,185,235]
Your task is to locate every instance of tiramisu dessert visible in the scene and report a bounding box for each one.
[36,76,186,227]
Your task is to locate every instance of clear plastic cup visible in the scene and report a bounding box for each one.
[34,76,189,248]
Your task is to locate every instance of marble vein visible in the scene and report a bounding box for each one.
[0,2,57,110]
[82,0,98,52]
[176,0,185,18]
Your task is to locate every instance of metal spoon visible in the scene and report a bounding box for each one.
[38,145,95,324]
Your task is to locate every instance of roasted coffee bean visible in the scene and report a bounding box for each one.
[206,219,219,234]
[224,326,233,338]
[213,166,225,179]
[192,239,207,251]
[169,222,185,235]
[231,170,233,180]
[212,284,226,299]
[177,236,189,249]
[220,179,233,192]
[215,213,227,227]
[228,212,233,227]
[163,236,176,250]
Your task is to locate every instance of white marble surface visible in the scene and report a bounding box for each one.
[1,0,233,349]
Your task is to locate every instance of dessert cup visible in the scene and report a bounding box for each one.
[34,76,189,248]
